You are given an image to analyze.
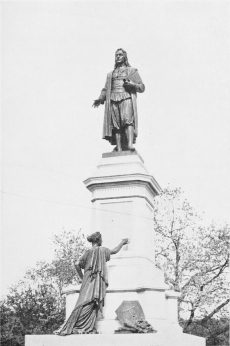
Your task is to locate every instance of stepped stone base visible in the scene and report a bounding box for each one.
[26,331,205,346]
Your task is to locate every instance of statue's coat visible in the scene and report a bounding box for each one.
[99,67,145,145]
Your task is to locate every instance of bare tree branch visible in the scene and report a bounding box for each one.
[183,304,196,332]
[181,257,229,291]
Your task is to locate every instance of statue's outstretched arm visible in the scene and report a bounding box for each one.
[92,77,108,107]
[110,238,129,255]
[92,99,103,107]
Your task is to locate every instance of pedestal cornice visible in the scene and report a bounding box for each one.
[84,176,161,206]
[83,152,162,203]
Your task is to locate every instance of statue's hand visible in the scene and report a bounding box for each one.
[92,99,101,108]
[122,238,130,245]
[123,79,135,88]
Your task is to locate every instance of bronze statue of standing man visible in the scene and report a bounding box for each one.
[93,49,145,152]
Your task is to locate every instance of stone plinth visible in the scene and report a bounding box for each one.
[83,151,169,332]
[26,331,205,346]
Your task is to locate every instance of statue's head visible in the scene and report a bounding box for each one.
[87,232,102,246]
[114,48,131,68]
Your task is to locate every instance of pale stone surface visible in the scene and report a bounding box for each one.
[166,291,182,323]
[26,332,205,346]
[84,152,160,261]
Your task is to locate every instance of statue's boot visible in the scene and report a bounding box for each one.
[115,132,122,152]
[126,125,135,151]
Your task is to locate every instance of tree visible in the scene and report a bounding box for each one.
[0,229,88,346]
[25,229,88,294]
[153,187,229,345]
[0,283,63,346]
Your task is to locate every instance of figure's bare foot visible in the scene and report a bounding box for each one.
[91,329,99,334]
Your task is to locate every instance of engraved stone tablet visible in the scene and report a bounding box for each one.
[115,300,145,325]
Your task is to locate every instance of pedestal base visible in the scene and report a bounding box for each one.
[63,250,173,332]
[26,330,205,346]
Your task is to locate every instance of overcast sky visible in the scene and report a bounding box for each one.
[1,0,230,296]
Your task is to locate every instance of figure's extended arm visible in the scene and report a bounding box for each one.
[110,239,129,255]
[92,77,108,107]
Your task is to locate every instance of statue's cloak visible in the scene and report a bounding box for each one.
[100,67,145,145]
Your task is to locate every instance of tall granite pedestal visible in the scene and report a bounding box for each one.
[62,151,204,345]
[26,151,205,346]
[83,151,167,333]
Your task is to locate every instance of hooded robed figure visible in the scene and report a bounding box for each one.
[93,49,145,152]
[54,232,129,335]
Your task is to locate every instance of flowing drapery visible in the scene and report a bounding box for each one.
[54,246,111,335]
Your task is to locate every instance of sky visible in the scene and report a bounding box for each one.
[1,0,230,296]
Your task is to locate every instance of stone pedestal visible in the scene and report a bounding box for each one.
[84,151,160,262]
[26,151,205,346]
[62,151,204,345]
[82,151,166,332]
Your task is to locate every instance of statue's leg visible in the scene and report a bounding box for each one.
[121,128,128,151]
[111,101,123,151]
[126,125,135,151]
[119,99,134,151]
[115,131,122,152]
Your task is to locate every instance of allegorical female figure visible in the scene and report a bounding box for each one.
[54,232,129,335]
[93,48,145,152]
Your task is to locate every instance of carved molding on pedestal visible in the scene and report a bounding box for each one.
[87,180,158,207]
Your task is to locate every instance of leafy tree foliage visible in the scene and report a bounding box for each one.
[0,229,88,346]
[153,187,229,345]
[0,284,63,346]
[183,317,229,346]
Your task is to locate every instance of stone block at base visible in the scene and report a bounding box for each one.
[26,331,205,346]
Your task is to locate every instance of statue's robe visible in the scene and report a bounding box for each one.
[99,67,145,145]
[55,246,111,335]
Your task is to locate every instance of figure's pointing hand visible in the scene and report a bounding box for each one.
[92,99,101,108]
[122,238,130,245]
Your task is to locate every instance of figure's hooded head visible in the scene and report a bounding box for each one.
[114,48,131,68]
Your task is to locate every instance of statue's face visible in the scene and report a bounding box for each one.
[115,50,125,64]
